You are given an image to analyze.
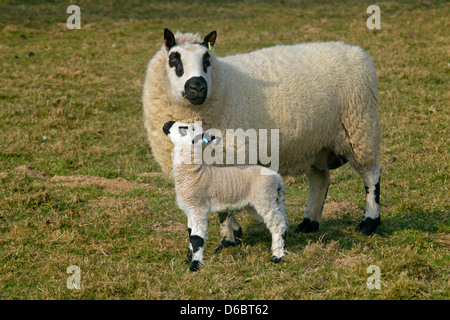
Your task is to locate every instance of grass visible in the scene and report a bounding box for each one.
[0,0,449,299]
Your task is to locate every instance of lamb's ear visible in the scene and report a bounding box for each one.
[164,28,176,52]
[201,31,217,50]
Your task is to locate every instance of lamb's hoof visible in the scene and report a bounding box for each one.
[214,244,224,254]
[184,250,193,264]
[356,217,380,235]
[295,218,319,233]
[190,260,202,272]
[214,239,236,254]
[271,256,283,263]
[234,227,243,240]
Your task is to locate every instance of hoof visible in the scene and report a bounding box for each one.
[295,218,319,233]
[184,250,193,264]
[214,239,236,254]
[233,226,243,239]
[271,256,283,263]
[356,217,380,235]
[190,260,201,272]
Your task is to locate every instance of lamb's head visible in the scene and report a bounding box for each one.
[163,29,216,106]
[162,121,216,147]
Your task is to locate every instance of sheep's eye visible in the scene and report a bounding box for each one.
[168,52,184,77]
[202,52,211,73]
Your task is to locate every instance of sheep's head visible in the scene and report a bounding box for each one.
[163,29,216,106]
[162,121,216,147]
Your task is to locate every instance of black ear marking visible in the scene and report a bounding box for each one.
[162,120,176,135]
[201,31,217,50]
[164,28,176,51]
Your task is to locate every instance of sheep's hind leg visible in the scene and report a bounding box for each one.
[355,160,382,235]
[215,211,242,253]
[295,167,330,233]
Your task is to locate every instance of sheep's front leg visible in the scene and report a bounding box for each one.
[188,212,208,272]
[295,167,330,233]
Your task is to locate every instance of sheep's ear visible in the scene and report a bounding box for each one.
[164,28,176,51]
[202,31,217,50]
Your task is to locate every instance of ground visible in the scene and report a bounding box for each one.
[0,0,448,299]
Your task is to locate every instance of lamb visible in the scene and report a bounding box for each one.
[163,120,288,271]
[143,29,382,240]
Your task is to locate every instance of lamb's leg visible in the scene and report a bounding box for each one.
[215,211,235,253]
[188,212,208,272]
[295,167,330,233]
[355,160,382,235]
[257,207,288,263]
[216,211,242,253]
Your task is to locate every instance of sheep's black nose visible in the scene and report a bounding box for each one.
[184,77,207,105]
[163,121,176,135]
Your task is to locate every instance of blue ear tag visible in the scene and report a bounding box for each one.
[202,137,209,145]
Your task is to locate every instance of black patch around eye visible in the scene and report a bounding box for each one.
[169,52,184,77]
[202,52,211,73]
[178,126,188,136]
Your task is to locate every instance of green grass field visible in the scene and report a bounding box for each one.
[0,0,448,299]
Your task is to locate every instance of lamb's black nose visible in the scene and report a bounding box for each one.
[163,121,176,135]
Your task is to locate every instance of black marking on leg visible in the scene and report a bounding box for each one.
[190,260,201,272]
[374,180,380,205]
[218,212,229,224]
[356,216,380,235]
[190,235,204,253]
[295,218,320,233]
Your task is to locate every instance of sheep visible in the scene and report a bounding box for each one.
[163,120,288,271]
[142,29,382,240]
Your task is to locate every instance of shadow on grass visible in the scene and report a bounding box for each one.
[236,208,449,254]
